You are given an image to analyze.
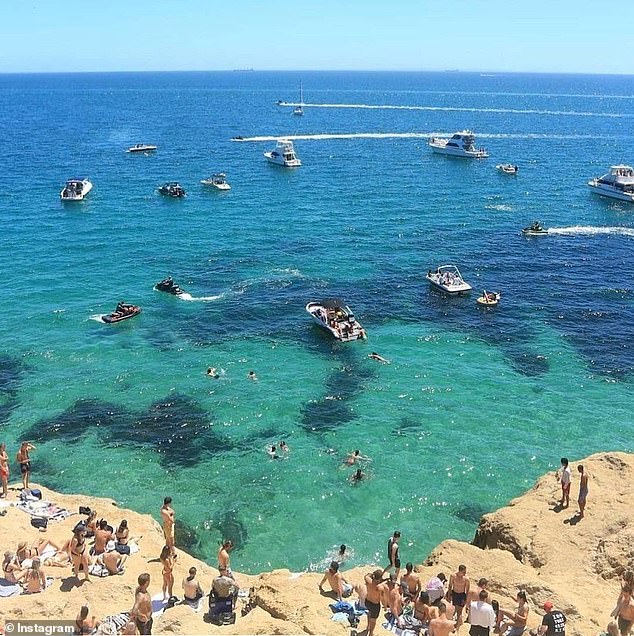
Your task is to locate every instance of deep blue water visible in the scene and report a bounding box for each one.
[1,71,633,573]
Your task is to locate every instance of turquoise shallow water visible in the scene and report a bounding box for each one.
[1,71,634,573]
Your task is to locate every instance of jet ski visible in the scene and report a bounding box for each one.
[102,303,141,324]
[155,277,184,295]
[522,221,548,236]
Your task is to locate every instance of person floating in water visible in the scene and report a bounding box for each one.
[268,446,279,459]
[206,367,219,379]
[279,441,289,453]
[368,352,390,364]
[345,450,371,466]
[248,370,257,381]
[350,468,366,484]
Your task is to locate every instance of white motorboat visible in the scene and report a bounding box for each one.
[201,173,231,190]
[306,299,367,342]
[429,130,488,158]
[127,144,157,153]
[293,81,304,116]
[587,165,634,203]
[426,265,472,294]
[60,178,93,201]
[264,139,301,167]
[496,164,518,174]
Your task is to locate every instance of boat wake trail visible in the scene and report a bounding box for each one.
[89,314,106,322]
[235,132,620,142]
[549,226,634,237]
[276,101,631,118]
[179,293,225,302]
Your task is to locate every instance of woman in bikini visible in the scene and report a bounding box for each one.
[116,519,131,554]
[19,558,46,594]
[0,443,9,498]
[84,510,98,538]
[160,544,175,601]
[16,539,61,566]
[70,527,90,581]
[2,551,22,583]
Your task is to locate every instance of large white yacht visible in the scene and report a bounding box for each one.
[587,165,634,202]
[264,140,301,167]
[429,130,489,158]
[306,299,367,342]
[426,265,472,294]
[60,178,93,201]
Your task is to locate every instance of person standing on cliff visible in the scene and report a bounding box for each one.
[364,570,385,636]
[160,497,175,558]
[383,530,402,578]
[16,441,35,490]
[131,572,153,635]
[577,465,589,518]
[218,539,234,578]
[557,458,571,508]
[612,585,634,636]
[467,588,496,636]
[447,564,470,630]
[537,601,566,635]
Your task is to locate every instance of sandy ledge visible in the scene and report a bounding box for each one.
[0,451,628,635]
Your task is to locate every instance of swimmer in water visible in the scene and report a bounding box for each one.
[344,450,371,466]
[279,441,289,453]
[248,370,257,381]
[368,352,390,364]
[350,468,365,484]
[268,446,279,459]
[206,367,220,379]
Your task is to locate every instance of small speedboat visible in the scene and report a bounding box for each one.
[158,182,186,198]
[264,140,301,167]
[127,144,157,153]
[200,173,231,190]
[426,265,472,294]
[476,291,501,307]
[306,299,367,342]
[155,277,185,296]
[429,130,488,158]
[102,303,141,324]
[587,165,634,202]
[496,164,518,175]
[522,221,548,236]
[60,178,93,201]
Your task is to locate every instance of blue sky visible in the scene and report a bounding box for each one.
[1,0,632,74]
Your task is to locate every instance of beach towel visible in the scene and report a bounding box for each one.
[16,500,72,521]
[0,578,21,598]
[100,612,130,633]
[381,619,420,636]
[182,596,203,613]
[151,593,168,618]
[88,563,124,577]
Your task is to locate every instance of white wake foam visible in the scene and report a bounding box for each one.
[179,292,224,302]
[89,314,106,322]
[235,131,615,143]
[548,226,634,237]
[276,101,630,118]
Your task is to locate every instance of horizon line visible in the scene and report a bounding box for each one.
[1,68,634,78]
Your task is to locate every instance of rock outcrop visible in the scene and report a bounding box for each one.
[0,452,629,635]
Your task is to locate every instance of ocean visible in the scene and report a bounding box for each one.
[0,70,633,574]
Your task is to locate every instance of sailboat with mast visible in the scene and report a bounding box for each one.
[293,81,304,116]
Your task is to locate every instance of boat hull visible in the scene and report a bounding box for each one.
[587,183,634,202]
[264,153,301,168]
[430,144,489,159]
[426,277,472,294]
[60,181,93,201]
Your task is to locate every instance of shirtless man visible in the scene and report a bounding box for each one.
[364,570,385,636]
[131,573,152,635]
[92,520,113,556]
[389,581,406,627]
[319,560,353,601]
[383,531,402,578]
[99,540,125,575]
[447,564,470,630]
[160,497,175,557]
[218,539,234,577]
[16,441,35,490]
[615,585,634,636]
[401,562,421,602]
[429,601,456,636]
[182,566,204,601]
